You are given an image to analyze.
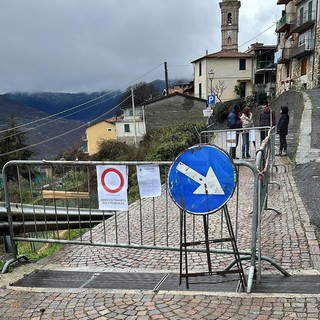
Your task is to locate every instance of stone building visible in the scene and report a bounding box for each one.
[192,0,276,103]
[115,93,207,145]
[143,93,207,134]
[275,0,320,94]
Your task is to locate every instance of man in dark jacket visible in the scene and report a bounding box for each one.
[259,103,276,142]
[276,106,289,156]
[227,104,242,159]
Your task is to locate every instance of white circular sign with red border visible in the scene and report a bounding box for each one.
[101,167,125,193]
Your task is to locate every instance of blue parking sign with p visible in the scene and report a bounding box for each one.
[207,94,216,105]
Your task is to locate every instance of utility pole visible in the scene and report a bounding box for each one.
[164,62,169,95]
[131,87,137,147]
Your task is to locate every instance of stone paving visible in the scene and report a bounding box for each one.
[1,87,320,319]
[1,155,320,319]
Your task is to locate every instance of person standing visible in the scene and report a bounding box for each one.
[259,103,276,143]
[240,107,254,158]
[227,104,242,159]
[276,106,289,156]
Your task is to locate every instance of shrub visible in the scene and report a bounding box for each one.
[145,122,207,161]
[92,140,137,161]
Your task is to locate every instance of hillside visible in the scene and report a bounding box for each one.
[0,95,85,160]
[5,91,122,123]
[4,79,190,123]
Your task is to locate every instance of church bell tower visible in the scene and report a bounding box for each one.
[219,0,241,51]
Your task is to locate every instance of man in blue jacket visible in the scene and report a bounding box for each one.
[227,104,242,159]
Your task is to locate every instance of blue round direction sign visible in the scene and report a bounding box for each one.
[168,144,236,215]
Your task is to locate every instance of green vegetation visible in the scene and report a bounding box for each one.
[0,231,88,272]
[145,122,207,161]
[16,229,87,262]
[0,121,206,268]
[90,121,207,203]
[0,114,34,177]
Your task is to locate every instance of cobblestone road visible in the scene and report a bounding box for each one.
[1,156,320,319]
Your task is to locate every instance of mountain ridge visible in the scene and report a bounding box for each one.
[0,95,85,160]
[1,79,190,159]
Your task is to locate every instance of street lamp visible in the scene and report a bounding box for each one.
[208,69,214,94]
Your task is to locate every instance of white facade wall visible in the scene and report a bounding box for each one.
[193,57,253,102]
[116,106,146,145]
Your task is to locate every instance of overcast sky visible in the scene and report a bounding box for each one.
[0,0,282,94]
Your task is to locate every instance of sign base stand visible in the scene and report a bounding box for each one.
[179,205,247,291]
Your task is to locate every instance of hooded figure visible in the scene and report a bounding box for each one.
[276,106,289,156]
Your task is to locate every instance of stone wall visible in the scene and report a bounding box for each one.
[144,94,207,133]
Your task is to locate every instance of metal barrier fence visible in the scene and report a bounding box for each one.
[0,132,288,293]
[200,126,272,160]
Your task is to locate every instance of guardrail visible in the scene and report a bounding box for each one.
[199,126,271,160]
[1,135,288,293]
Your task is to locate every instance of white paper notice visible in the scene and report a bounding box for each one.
[136,164,161,198]
[227,131,236,148]
[96,165,128,211]
[249,129,256,142]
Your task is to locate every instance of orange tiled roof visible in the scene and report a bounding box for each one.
[191,50,253,63]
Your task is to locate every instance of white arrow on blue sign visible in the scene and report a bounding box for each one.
[168,145,236,215]
[207,94,216,105]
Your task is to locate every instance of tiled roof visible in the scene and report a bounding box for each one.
[191,50,254,63]
[86,117,119,128]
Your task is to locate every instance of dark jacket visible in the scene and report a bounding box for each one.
[259,108,276,127]
[227,107,242,129]
[277,106,289,135]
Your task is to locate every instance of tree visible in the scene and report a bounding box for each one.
[91,139,137,161]
[213,80,226,102]
[119,82,157,107]
[145,122,207,161]
[0,114,34,172]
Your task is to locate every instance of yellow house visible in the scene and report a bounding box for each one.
[85,118,117,155]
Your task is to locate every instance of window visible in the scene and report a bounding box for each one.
[299,7,304,25]
[198,83,202,99]
[227,13,232,25]
[239,59,246,70]
[301,58,307,76]
[125,109,133,117]
[199,62,202,76]
[298,33,305,46]
[124,124,130,132]
[308,1,313,21]
[255,74,264,84]
[239,82,246,98]
[285,62,290,78]
[107,128,112,132]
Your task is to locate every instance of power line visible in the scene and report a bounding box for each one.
[0,63,164,136]
[0,95,132,158]
[0,91,121,135]
[239,23,276,49]
[0,92,121,142]
[0,63,165,151]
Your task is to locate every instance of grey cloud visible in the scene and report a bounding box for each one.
[0,0,281,93]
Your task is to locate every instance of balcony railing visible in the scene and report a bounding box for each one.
[291,39,314,58]
[256,61,277,70]
[276,13,295,33]
[275,48,293,64]
[295,0,308,5]
[291,10,316,33]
